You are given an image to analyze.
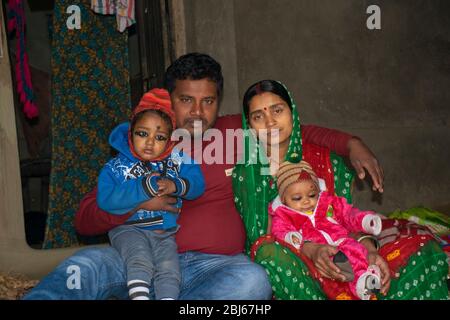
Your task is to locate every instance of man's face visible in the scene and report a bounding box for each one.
[170,79,219,136]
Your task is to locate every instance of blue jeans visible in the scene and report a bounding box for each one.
[23,247,272,300]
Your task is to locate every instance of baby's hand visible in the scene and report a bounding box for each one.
[157,178,176,196]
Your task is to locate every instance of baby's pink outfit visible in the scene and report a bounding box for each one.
[270,191,382,299]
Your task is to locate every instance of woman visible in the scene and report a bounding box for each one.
[233,80,448,300]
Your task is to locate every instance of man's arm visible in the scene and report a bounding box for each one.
[74,187,180,236]
[347,137,384,192]
[301,124,353,156]
[74,187,130,236]
[301,125,384,193]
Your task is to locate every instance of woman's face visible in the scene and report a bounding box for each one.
[248,92,293,148]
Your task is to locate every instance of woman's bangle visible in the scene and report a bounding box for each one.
[357,235,381,250]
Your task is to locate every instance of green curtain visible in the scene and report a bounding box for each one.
[44,0,131,248]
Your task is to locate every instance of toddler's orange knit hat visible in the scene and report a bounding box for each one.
[128,88,176,161]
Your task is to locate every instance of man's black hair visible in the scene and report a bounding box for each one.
[164,52,224,102]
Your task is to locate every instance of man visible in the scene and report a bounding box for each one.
[24,53,383,299]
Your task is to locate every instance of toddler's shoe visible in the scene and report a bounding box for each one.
[356,265,381,300]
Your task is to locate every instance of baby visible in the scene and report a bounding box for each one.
[269,160,382,300]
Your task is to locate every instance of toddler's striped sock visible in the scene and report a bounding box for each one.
[128,280,150,300]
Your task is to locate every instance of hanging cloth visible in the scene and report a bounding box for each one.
[91,0,135,32]
[43,0,131,248]
[6,0,38,118]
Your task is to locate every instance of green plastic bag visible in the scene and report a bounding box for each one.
[388,207,450,237]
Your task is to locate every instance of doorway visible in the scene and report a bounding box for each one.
[2,0,170,248]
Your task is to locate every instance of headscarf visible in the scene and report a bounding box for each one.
[232,81,354,254]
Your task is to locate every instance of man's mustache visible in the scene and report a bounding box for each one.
[183,118,207,127]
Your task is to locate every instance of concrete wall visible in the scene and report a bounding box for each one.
[183,0,240,115]
[182,0,450,214]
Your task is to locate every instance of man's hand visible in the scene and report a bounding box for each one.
[302,243,346,281]
[347,138,384,193]
[138,195,179,213]
[157,178,177,196]
[367,252,391,296]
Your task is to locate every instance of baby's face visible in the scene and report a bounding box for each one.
[282,180,319,213]
[132,113,170,161]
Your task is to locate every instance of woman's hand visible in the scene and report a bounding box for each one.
[358,234,391,296]
[347,138,384,193]
[302,243,346,281]
[367,252,391,296]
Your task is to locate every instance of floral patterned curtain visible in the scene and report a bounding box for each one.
[44,0,131,248]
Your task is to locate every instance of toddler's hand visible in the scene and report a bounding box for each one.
[157,178,176,196]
